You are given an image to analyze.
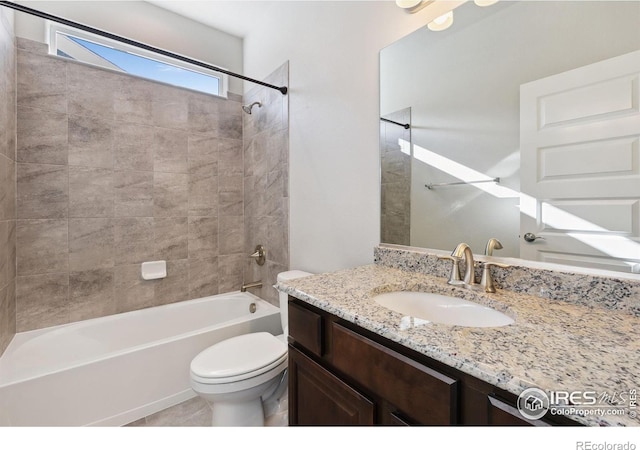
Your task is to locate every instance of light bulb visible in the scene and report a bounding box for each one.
[427,11,454,31]
[396,0,422,9]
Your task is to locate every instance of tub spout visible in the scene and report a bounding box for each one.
[241,280,263,292]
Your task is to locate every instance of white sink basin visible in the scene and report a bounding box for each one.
[373,291,514,327]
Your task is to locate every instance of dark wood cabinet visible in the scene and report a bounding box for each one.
[287,297,581,427]
[331,322,457,425]
[487,396,549,426]
[288,301,323,356]
[289,346,374,425]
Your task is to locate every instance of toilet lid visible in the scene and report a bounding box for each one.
[191,332,287,380]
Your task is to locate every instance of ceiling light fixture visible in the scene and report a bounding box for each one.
[474,0,499,6]
[396,0,435,14]
[396,0,421,8]
[427,11,454,31]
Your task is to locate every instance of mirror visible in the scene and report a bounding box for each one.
[380,0,640,273]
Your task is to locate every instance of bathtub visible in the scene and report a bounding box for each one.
[0,291,282,426]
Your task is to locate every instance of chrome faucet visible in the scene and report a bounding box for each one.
[241,280,263,292]
[484,238,503,256]
[440,240,510,293]
[438,243,477,287]
[452,243,477,287]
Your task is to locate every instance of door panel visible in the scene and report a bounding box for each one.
[539,138,637,181]
[540,199,638,234]
[520,50,640,272]
[539,75,638,127]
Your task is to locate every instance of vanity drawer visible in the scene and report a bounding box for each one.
[288,300,323,356]
[488,395,550,426]
[330,322,458,425]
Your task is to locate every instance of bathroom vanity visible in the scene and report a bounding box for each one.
[279,248,640,427]
[287,297,581,426]
[288,297,552,425]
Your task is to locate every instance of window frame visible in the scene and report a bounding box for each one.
[47,23,229,98]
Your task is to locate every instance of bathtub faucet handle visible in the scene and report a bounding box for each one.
[249,245,266,266]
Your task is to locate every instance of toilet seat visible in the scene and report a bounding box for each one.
[191,332,287,385]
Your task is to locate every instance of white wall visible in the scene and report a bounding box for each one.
[13,1,244,94]
[240,1,463,273]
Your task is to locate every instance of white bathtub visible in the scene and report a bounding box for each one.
[0,291,282,426]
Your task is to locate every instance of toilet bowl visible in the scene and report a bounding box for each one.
[189,270,312,427]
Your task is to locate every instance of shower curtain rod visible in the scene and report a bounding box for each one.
[380,117,410,129]
[0,1,288,95]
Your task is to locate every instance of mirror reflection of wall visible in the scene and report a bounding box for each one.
[380,1,640,263]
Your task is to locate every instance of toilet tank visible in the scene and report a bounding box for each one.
[276,270,313,335]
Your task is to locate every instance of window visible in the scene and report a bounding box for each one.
[48,25,228,98]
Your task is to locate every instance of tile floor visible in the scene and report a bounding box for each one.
[126,393,288,427]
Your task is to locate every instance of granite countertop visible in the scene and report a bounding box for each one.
[276,264,640,427]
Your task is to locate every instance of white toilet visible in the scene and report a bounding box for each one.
[190,270,312,426]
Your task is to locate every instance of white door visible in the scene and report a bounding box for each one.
[520,50,640,273]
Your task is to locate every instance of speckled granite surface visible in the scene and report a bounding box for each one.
[375,245,640,317]
[276,264,640,427]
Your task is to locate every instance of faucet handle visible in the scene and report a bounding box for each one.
[479,261,510,293]
[438,255,464,285]
[481,261,510,269]
[249,245,266,266]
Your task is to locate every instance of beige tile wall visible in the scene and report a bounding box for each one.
[243,62,290,305]
[0,7,16,356]
[14,38,247,332]
[380,108,411,246]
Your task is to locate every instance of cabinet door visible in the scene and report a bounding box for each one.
[488,396,550,426]
[289,346,375,425]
